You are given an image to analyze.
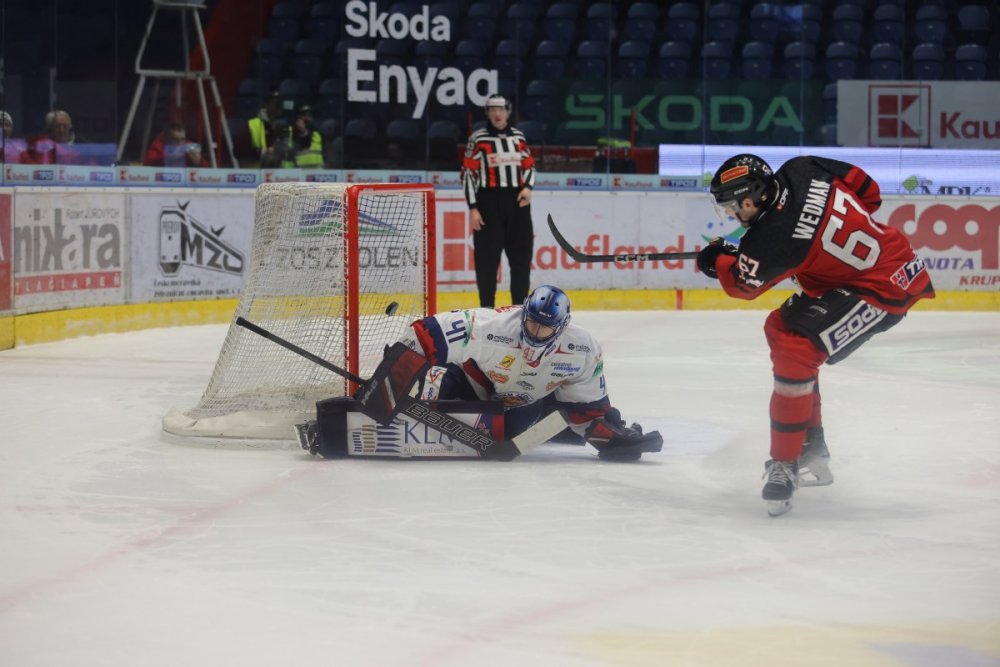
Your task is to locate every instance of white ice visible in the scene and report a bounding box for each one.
[1,311,998,667]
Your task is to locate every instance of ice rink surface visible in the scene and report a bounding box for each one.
[1,310,998,667]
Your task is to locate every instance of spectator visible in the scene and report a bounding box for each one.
[461,94,536,307]
[246,91,286,168]
[280,105,323,169]
[0,111,26,164]
[20,110,76,164]
[144,122,209,167]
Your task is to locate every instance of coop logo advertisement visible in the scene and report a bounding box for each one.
[12,191,126,311]
[343,0,497,119]
[838,81,1000,148]
[884,199,1000,289]
[130,193,255,302]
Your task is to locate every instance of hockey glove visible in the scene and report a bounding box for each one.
[584,408,663,462]
[696,237,738,279]
[354,342,431,425]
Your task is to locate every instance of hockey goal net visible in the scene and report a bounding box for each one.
[162,182,436,442]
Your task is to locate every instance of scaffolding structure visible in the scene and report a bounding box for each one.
[117,0,238,168]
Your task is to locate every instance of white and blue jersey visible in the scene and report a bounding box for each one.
[398,306,611,430]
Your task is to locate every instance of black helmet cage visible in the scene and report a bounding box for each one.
[710,154,774,208]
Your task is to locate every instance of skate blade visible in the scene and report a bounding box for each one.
[766,499,793,517]
[798,460,834,487]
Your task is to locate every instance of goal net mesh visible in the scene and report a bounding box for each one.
[162,182,434,442]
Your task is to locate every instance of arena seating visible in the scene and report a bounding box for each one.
[229,0,1000,165]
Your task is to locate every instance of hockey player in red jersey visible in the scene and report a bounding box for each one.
[697,154,935,516]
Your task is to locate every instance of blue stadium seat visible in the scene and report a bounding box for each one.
[584,3,617,42]
[749,3,780,45]
[306,2,340,41]
[428,1,461,24]
[501,17,537,46]
[507,2,544,21]
[706,3,741,45]
[267,16,301,49]
[494,39,529,78]
[656,41,692,79]
[523,79,554,123]
[825,41,860,81]
[663,3,699,46]
[701,41,734,80]
[913,5,947,46]
[518,120,545,145]
[315,78,345,122]
[252,38,288,88]
[782,41,816,80]
[414,40,448,69]
[272,1,306,19]
[574,41,609,80]
[957,5,992,46]
[277,78,310,107]
[869,42,903,79]
[954,43,988,81]
[615,41,651,80]
[626,2,658,21]
[344,118,381,168]
[544,3,579,45]
[622,18,657,43]
[329,38,374,79]
[290,38,327,84]
[830,5,863,44]
[466,2,501,18]
[777,3,821,45]
[375,39,408,69]
[427,120,461,169]
[741,41,774,80]
[532,40,570,80]
[454,40,487,72]
[822,82,837,125]
[385,119,422,161]
[461,14,499,47]
[911,43,946,81]
[873,5,905,47]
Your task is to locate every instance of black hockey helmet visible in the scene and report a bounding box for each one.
[484,94,512,114]
[710,154,774,209]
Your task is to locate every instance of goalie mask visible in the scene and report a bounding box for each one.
[521,285,571,348]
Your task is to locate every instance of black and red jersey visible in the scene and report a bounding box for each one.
[461,124,535,208]
[716,156,935,315]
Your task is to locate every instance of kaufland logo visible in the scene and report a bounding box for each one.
[869,85,931,147]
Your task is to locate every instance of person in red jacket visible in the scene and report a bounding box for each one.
[697,154,935,516]
[144,122,209,167]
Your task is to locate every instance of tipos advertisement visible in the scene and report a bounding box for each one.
[0,192,11,312]
[12,190,127,312]
[129,191,255,302]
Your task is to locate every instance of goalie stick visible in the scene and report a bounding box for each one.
[234,316,566,460]
[547,213,700,263]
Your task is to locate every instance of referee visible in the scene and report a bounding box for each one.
[462,94,536,307]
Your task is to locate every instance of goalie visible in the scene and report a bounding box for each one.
[391,285,662,462]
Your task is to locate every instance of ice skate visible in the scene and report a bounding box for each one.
[798,426,834,487]
[762,459,798,517]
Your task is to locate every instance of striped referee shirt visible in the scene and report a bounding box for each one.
[461,124,536,208]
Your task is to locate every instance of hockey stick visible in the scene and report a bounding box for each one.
[234,316,565,460]
[547,213,700,263]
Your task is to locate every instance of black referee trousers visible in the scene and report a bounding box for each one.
[472,187,533,308]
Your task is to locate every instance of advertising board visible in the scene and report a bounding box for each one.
[129,191,255,302]
[12,190,127,311]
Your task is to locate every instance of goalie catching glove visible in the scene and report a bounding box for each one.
[696,237,739,279]
[584,408,663,462]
